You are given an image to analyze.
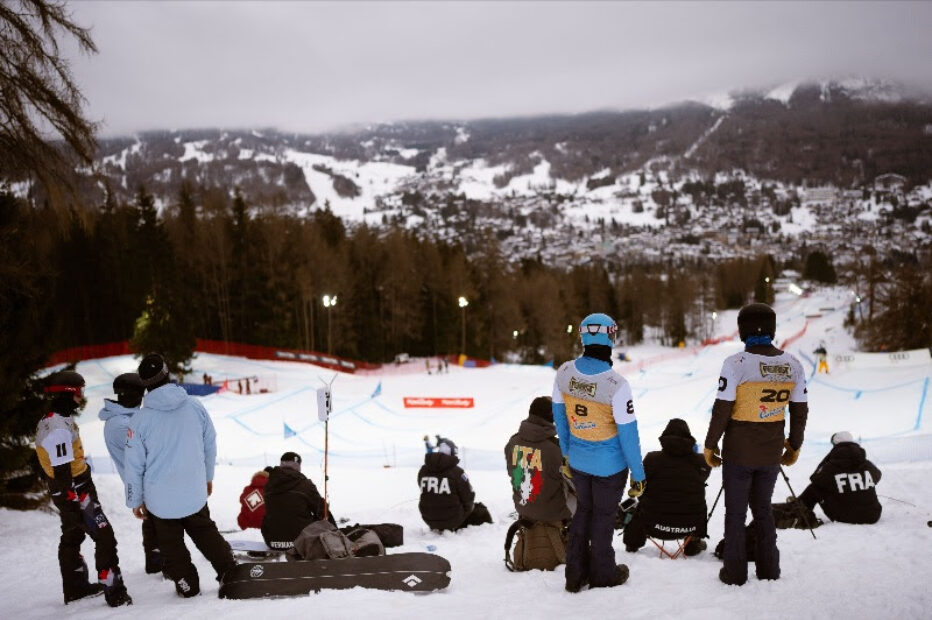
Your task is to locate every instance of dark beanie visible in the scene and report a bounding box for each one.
[138,353,169,389]
[280,451,302,471]
[660,418,693,440]
[529,396,553,424]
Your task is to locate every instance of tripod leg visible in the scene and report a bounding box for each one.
[780,466,816,540]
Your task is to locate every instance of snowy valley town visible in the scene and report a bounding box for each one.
[1,2,931,620]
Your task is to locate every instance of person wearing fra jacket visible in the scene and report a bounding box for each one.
[796,431,882,524]
[418,437,492,531]
[124,353,235,599]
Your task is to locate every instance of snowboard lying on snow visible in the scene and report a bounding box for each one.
[228,539,285,560]
[219,552,451,598]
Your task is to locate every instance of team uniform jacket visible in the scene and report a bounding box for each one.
[417,452,475,531]
[705,348,808,467]
[238,470,270,530]
[35,412,88,482]
[809,442,882,524]
[261,466,329,547]
[552,356,645,480]
[98,400,138,480]
[124,383,217,519]
[504,416,572,523]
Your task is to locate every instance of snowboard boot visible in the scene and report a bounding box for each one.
[719,567,746,586]
[564,575,588,593]
[684,538,707,557]
[99,568,133,607]
[174,570,201,598]
[145,549,164,575]
[613,564,630,586]
[64,582,104,604]
[63,556,104,604]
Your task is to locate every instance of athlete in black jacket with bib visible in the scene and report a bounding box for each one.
[797,431,882,524]
[261,452,334,549]
[623,418,710,554]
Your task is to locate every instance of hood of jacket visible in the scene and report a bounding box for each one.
[828,442,867,469]
[98,398,138,422]
[265,465,308,495]
[142,383,189,411]
[517,416,558,443]
[659,418,696,457]
[423,452,460,473]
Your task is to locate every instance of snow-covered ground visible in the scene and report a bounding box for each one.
[3,286,930,618]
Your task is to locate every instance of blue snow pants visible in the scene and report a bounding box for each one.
[565,467,627,588]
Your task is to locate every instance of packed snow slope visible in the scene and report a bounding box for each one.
[3,286,930,619]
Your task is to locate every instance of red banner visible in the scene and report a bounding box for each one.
[403,397,474,408]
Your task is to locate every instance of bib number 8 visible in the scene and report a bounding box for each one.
[574,404,588,417]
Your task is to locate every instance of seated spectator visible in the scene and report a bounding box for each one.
[237,467,272,530]
[795,431,882,524]
[418,437,491,531]
[623,418,711,556]
[504,396,573,525]
[261,452,334,550]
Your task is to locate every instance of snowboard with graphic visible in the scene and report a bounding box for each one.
[219,552,451,598]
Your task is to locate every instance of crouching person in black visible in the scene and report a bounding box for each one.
[623,418,711,556]
[418,437,492,531]
[261,452,335,550]
[795,431,882,524]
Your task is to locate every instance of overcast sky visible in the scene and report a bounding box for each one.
[63,1,932,136]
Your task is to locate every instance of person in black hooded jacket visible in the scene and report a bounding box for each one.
[796,431,882,524]
[261,452,335,549]
[504,396,573,524]
[418,437,491,531]
[623,418,711,555]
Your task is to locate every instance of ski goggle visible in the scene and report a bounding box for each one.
[44,385,84,398]
[579,323,618,338]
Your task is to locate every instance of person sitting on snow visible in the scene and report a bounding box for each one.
[418,437,492,531]
[792,431,882,524]
[237,467,273,530]
[622,418,711,556]
[261,452,334,549]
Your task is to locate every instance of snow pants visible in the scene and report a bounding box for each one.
[50,471,120,598]
[722,463,780,583]
[565,468,627,588]
[150,504,235,597]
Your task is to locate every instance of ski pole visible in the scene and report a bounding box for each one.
[780,466,816,540]
[706,483,724,524]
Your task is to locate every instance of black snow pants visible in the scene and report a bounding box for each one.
[150,503,235,597]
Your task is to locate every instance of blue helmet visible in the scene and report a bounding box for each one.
[579,313,617,347]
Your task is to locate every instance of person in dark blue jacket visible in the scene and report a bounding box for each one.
[553,313,645,592]
[124,353,235,599]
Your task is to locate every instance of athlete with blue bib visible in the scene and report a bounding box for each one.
[552,313,646,592]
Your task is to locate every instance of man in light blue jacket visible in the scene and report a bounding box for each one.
[553,313,646,593]
[99,372,163,574]
[124,353,234,598]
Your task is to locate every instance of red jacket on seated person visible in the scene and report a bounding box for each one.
[237,468,271,530]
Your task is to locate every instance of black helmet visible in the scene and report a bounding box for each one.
[737,303,776,342]
[44,370,85,397]
[113,373,145,396]
[435,436,458,457]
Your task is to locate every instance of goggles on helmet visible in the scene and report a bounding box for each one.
[579,323,617,338]
[44,384,84,398]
